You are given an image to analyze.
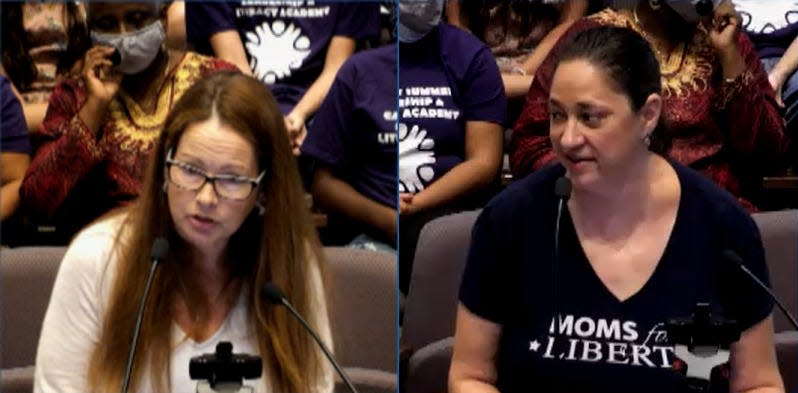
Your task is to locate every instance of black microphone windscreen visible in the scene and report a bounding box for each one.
[110,48,122,66]
[695,0,714,16]
[150,237,169,261]
[554,177,572,200]
[261,283,286,304]
[721,249,744,266]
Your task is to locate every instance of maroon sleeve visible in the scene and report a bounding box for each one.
[20,79,106,218]
[717,33,789,170]
[509,18,600,177]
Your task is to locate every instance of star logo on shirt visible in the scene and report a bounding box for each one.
[529,339,541,352]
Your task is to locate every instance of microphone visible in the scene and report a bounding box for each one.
[554,176,572,200]
[121,237,169,393]
[260,283,359,393]
[110,48,122,66]
[552,177,572,336]
[695,0,714,16]
[721,249,798,329]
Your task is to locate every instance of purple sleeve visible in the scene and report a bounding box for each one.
[439,26,507,125]
[461,46,507,125]
[301,61,356,169]
[185,2,238,54]
[1,76,31,154]
[332,3,381,40]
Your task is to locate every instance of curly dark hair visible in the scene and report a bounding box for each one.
[458,0,559,43]
[1,2,90,92]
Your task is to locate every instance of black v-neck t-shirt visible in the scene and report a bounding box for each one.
[459,162,773,393]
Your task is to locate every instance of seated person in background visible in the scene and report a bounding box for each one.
[397,0,506,294]
[510,0,789,211]
[34,72,333,393]
[735,0,798,149]
[451,26,783,393]
[1,2,89,135]
[446,0,597,99]
[301,34,397,252]
[20,2,237,243]
[185,1,380,155]
[1,76,31,221]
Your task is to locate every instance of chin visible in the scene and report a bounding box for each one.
[175,221,223,253]
[566,171,600,193]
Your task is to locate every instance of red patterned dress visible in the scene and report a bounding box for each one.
[20,52,237,238]
[509,9,789,211]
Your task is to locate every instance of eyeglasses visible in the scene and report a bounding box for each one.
[165,149,265,201]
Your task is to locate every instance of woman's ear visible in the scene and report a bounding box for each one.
[254,192,266,216]
[640,93,663,137]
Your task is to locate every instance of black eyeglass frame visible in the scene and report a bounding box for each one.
[164,148,266,201]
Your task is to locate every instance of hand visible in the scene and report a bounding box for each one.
[768,72,786,107]
[284,112,307,156]
[704,0,741,58]
[399,193,419,215]
[81,46,123,104]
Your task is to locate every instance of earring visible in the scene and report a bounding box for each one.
[255,202,265,216]
[649,0,662,10]
[643,133,652,147]
[162,181,168,193]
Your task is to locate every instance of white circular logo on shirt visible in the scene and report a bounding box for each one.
[245,20,311,84]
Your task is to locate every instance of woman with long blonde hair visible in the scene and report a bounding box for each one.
[34,71,332,393]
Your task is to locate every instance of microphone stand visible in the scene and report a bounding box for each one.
[552,177,571,336]
[278,297,359,393]
[261,284,359,393]
[121,238,169,393]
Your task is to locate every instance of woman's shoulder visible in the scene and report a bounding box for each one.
[439,23,487,47]
[67,212,127,259]
[346,44,396,69]
[438,24,495,66]
[72,210,126,242]
[336,44,396,83]
[57,212,129,294]
[670,161,755,227]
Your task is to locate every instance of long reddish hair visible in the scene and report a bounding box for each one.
[87,71,327,393]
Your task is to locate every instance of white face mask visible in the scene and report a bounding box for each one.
[91,21,165,75]
[663,0,720,24]
[398,0,444,43]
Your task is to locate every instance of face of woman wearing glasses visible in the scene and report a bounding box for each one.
[166,114,261,256]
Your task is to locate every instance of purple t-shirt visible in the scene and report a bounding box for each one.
[301,44,397,209]
[398,24,505,194]
[1,76,31,154]
[186,1,380,114]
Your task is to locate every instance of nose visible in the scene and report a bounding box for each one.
[557,117,584,150]
[195,180,218,207]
